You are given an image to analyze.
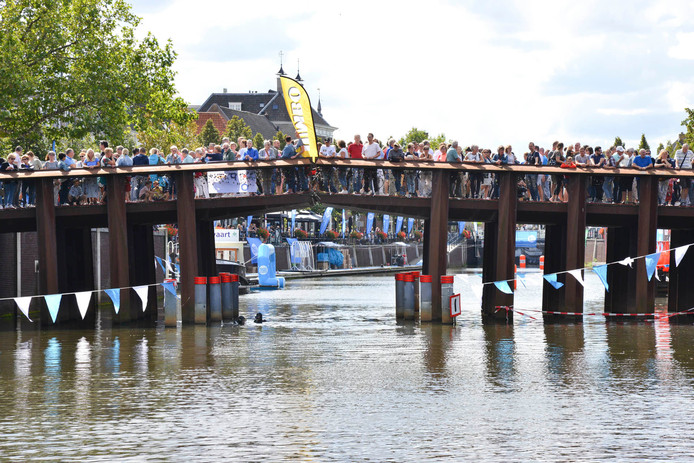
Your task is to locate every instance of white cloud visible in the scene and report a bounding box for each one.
[131,0,694,151]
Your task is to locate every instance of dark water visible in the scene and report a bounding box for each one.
[1,274,694,462]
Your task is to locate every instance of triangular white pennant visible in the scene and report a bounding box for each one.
[676,245,691,267]
[14,296,33,322]
[133,286,149,312]
[618,257,635,268]
[568,269,585,286]
[74,291,92,320]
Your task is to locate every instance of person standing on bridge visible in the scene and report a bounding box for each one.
[348,134,364,193]
[319,137,338,194]
[281,135,300,193]
[675,143,692,206]
[362,133,381,195]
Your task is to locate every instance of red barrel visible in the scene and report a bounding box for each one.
[230,274,239,282]
[194,276,207,284]
[519,254,526,268]
[441,276,454,284]
[209,276,220,284]
[419,275,432,283]
[220,273,232,283]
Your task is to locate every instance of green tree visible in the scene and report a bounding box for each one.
[638,133,650,151]
[224,116,253,143]
[657,142,665,154]
[399,127,430,146]
[198,119,220,147]
[680,108,694,147]
[428,133,447,148]
[138,116,200,152]
[614,137,624,147]
[275,130,287,150]
[0,0,192,153]
[252,132,264,149]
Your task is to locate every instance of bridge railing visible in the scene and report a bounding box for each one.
[0,159,690,208]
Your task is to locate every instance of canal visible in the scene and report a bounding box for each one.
[1,273,693,461]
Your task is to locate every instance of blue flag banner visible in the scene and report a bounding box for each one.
[105,288,121,314]
[383,215,390,234]
[396,216,404,232]
[494,281,513,294]
[592,264,609,291]
[342,209,346,238]
[544,273,564,289]
[161,281,178,298]
[247,237,263,264]
[320,207,334,235]
[407,218,414,236]
[645,252,661,281]
[247,215,253,232]
[291,210,296,236]
[458,221,466,235]
[155,256,165,271]
[366,212,375,235]
[286,237,300,264]
[44,294,62,323]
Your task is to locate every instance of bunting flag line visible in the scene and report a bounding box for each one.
[675,244,690,267]
[161,281,178,298]
[593,264,609,291]
[14,296,32,322]
[645,252,661,281]
[74,291,92,320]
[155,256,165,272]
[104,289,121,314]
[494,281,513,294]
[133,286,149,312]
[568,269,585,287]
[544,273,564,289]
[618,256,635,268]
[44,294,62,323]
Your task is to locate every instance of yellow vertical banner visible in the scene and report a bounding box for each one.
[280,76,318,161]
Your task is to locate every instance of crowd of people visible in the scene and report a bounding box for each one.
[1,135,691,209]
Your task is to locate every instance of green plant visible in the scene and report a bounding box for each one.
[325,229,339,240]
[294,228,308,239]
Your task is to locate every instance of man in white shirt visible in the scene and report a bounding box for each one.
[675,143,693,205]
[362,133,381,194]
[319,137,337,193]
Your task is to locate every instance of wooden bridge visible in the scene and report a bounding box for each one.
[2,158,694,326]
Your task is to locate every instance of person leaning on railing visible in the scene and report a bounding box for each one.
[654,149,676,205]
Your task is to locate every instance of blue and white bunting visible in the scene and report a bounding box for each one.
[544,273,564,289]
[593,264,609,291]
[105,289,121,314]
[133,286,149,312]
[675,244,690,267]
[645,252,661,281]
[14,296,32,322]
[161,281,178,298]
[494,281,513,294]
[74,291,92,320]
[568,269,585,287]
[44,294,62,323]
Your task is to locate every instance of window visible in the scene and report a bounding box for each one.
[272,104,278,110]
[228,102,242,111]
[259,103,265,108]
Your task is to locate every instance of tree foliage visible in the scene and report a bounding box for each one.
[638,134,650,151]
[252,132,265,149]
[681,108,694,147]
[613,137,624,147]
[398,127,447,149]
[138,116,200,151]
[198,119,220,147]
[0,0,192,153]
[657,142,665,154]
[275,130,287,149]
[224,116,253,143]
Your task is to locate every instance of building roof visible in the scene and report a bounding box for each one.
[216,106,279,139]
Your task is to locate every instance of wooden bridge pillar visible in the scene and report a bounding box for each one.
[635,176,657,313]
[563,174,586,319]
[668,229,694,321]
[36,178,59,326]
[175,172,198,323]
[56,227,96,326]
[605,226,637,314]
[422,170,449,321]
[107,175,134,323]
[542,223,567,322]
[482,172,516,324]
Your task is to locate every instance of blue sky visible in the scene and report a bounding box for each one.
[133,0,694,151]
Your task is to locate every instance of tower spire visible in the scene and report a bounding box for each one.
[317,88,322,115]
[277,50,285,76]
[295,58,303,82]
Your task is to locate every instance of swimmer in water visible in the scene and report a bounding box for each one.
[237,316,246,325]
[254,313,265,323]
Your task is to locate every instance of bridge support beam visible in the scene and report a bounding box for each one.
[542,223,567,322]
[422,170,449,322]
[176,173,198,323]
[482,172,516,324]
[605,226,637,315]
[56,227,95,326]
[562,174,586,320]
[668,229,694,321]
[129,224,158,323]
[36,178,59,326]
[107,175,134,324]
[635,176,657,313]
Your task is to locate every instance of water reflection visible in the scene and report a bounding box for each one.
[483,324,516,390]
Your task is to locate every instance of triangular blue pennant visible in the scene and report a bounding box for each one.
[592,264,609,292]
[543,273,564,289]
[174,264,180,274]
[645,252,661,281]
[161,281,178,298]
[494,281,513,294]
[155,256,164,271]
[516,273,527,288]
[44,294,62,323]
[104,289,121,314]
